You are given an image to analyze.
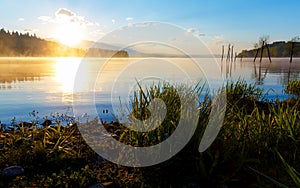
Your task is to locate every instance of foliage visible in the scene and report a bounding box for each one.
[0,81,299,187]
[0,28,129,57]
[0,28,85,57]
[285,80,300,97]
[238,40,300,57]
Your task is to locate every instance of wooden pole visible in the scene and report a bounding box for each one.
[221,45,224,62]
[258,41,265,83]
[259,41,265,63]
[265,42,272,63]
[253,47,259,62]
[290,42,295,63]
[234,52,237,62]
[226,44,231,62]
[288,62,292,82]
[231,45,234,62]
[226,44,231,77]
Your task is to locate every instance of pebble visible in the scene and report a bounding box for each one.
[2,166,24,177]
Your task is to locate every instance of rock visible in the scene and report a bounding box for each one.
[2,166,24,177]
[41,119,52,127]
[8,126,15,131]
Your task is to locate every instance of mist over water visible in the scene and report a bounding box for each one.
[0,57,299,124]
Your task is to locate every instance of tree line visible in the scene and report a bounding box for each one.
[238,40,300,57]
[0,28,128,57]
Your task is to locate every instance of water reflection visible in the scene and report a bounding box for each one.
[0,58,49,85]
[54,58,81,93]
[0,57,300,124]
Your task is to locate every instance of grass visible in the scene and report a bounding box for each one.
[0,80,300,187]
[285,80,300,97]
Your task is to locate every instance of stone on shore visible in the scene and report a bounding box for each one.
[2,166,24,177]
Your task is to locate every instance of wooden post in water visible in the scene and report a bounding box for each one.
[226,44,231,77]
[253,47,259,63]
[290,42,295,63]
[231,46,234,62]
[221,45,224,62]
[229,46,234,76]
[288,42,295,82]
[259,41,265,63]
[226,44,231,62]
[258,41,265,83]
[265,42,272,63]
[234,52,237,62]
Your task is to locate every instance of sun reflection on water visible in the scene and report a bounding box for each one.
[54,58,89,94]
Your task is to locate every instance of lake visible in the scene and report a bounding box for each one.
[0,57,300,125]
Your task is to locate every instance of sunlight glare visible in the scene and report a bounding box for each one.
[54,58,87,93]
[53,24,83,46]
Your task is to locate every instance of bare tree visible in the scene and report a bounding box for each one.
[289,36,300,63]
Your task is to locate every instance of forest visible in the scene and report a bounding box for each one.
[0,28,128,57]
[238,40,300,57]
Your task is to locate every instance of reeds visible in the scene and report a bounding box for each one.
[0,80,299,187]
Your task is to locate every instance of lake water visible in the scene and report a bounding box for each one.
[0,57,300,125]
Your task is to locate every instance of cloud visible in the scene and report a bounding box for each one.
[126,17,133,21]
[38,16,51,22]
[186,28,205,37]
[38,8,95,26]
[56,8,75,17]
[187,28,198,33]
[112,19,116,24]
[18,18,24,21]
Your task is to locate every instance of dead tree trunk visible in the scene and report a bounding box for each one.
[231,45,234,62]
[226,44,231,62]
[258,41,265,83]
[234,52,237,62]
[253,47,260,63]
[259,41,265,63]
[221,45,224,62]
[290,42,295,63]
[265,42,272,63]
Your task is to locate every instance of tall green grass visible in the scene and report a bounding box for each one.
[122,80,300,187]
[0,80,299,187]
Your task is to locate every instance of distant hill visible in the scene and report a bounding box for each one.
[75,40,192,57]
[0,28,128,57]
[75,40,144,56]
[238,41,300,57]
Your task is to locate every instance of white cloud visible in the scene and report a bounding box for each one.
[186,28,205,37]
[18,18,24,21]
[38,8,95,26]
[112,19,116,24]
[38,16,51,22]
[56,8,75,17]
[126,17,133,21]
[187,28,198,33]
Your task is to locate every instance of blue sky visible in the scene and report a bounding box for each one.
[0,0,299,54]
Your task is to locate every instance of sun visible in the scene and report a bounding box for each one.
[53,24,83,46]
